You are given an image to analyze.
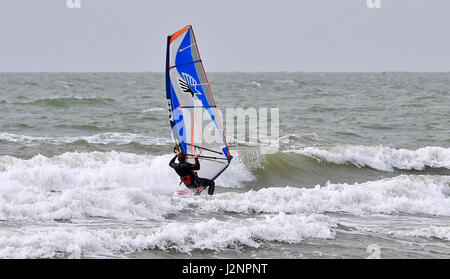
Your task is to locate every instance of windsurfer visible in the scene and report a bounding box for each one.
[169,152,215,195]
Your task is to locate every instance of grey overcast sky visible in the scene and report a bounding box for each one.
[0,0,449,72]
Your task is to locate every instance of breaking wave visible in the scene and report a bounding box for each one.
[0,151,253,221]
[0,149,449,258]
[1,150,448,220]
[0,213,336,258]
[181,175,450,216]
[0,132,172,146]
[287,145,450,171]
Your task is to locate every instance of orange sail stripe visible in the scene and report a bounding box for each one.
[170,25,191,45]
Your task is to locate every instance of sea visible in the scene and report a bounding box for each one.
[0,72,449,259]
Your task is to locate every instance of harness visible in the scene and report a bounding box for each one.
[180,172,199,187]
[180,175,193,186]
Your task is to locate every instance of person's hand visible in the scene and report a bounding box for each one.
[176,152,180,156]
[194,154,199,159]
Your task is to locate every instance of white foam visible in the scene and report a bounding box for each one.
[0,132,171,146]
[215,151,255,188]
[0,213,336,258]
[289,145,450,171]
[0,151,253,221]
[1,151,448,221]
[358,225,450,241]
[180,175,450,216]
[248,81,261,87]
[142,213,336,254]
[0,152,183,221]
[141,107,165,113]
[392,226,450,241]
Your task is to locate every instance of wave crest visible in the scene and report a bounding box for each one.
[0,213,336,258]
[288,145,450,171]
[181,175,450,216]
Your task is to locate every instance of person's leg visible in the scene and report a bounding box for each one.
[207,180,215,195]
[198,178,215,195]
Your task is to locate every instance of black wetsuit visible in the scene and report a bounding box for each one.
[169,155,215,195]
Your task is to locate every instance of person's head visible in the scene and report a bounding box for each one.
[177,152,187,163]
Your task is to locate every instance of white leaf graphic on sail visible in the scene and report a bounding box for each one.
[177,72,201,97]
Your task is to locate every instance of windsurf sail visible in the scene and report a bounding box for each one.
[165,25,232,181]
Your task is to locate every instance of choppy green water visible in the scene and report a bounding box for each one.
[0,72,449,258]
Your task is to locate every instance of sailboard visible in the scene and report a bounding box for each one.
[165,25,232,183]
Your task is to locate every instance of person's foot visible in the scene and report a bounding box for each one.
[194,187,204,195]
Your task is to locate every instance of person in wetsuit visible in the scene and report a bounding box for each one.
[169,152,215,195]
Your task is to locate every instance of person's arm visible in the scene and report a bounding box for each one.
[169,155,177,168]
[192,155,200,170]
